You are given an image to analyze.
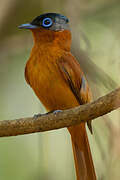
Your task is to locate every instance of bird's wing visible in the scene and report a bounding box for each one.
[58,52,92,132]
[58,52,92,105]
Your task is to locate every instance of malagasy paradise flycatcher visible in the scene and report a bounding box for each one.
[19,13,97,180]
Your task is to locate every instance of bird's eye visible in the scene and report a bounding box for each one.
[42,18,53,28]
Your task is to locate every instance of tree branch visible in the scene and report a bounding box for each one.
[0,87,120,137]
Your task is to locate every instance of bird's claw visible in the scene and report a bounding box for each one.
[52,110,62,114]
[33,113,42,119]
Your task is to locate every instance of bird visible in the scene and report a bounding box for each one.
[19,13,97,180]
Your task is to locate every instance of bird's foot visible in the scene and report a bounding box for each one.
[34,113,42,119]
[52,110,62,114]
[34,110,62,119]
[45,110,62,115]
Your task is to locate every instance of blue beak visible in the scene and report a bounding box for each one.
[18,23,38,29]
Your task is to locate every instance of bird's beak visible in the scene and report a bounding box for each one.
[18,23,38,29]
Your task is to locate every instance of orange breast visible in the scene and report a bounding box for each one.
[25,46,79,111]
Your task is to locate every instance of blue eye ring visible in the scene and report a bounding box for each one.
[42,18,53,27]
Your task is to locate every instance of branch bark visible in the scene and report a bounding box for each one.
[0,87,120,137]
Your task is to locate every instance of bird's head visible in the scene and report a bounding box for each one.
[19,13,70,31]
[19,13,71,51]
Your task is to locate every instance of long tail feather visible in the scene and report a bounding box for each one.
[68,123,96,180]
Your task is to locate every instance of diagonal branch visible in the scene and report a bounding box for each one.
[0,87,120,137]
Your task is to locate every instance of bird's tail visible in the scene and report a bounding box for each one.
[68,123,96,180]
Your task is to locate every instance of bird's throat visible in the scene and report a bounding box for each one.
[31,28,71,52]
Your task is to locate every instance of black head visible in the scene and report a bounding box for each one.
[19,13,70,31]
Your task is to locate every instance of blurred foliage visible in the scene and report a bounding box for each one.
[0,0,120,180]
